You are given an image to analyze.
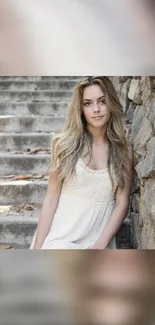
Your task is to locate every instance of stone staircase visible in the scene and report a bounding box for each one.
[0,76,132,249]
[0,76,80,249]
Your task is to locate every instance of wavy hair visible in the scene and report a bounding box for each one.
[48,76,132,191]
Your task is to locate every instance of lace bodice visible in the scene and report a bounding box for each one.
[61,157,119,203]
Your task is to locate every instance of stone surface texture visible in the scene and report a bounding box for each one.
[111,76,155,249]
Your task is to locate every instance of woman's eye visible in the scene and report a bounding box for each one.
[100,100,105,104]
[84,102,90,106]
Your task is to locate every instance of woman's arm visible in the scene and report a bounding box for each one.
[91,145,133,249]
[32,170,63,249]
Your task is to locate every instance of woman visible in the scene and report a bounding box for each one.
[30,76,133,250]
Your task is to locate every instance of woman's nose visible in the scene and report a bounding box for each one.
[93,103,100,112]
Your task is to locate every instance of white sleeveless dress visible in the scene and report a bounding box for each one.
[30,157,119,249]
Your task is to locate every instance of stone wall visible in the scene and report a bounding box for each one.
[111,76,155,249]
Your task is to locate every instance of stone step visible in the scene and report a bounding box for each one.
[0,204,39,248]
[0,116,65,133]
[0,132,55,151]
[0,244,15,249]
[0,76,81,81]
[0,204,132,249]
[0,179,47,205]
[0,102,69,115]
[0,90,73,102]
[0,80,77,91]
[0,153,50,176]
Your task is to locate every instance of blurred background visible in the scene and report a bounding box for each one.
[55,250,155,325]
[0,251,155,325]
[0,0,155,75]
[0,251,76,325]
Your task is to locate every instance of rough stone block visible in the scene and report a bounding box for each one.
[130,212,141,249]
[119,76,132,83]
[141,77,152,107]
[131,171,140,194]
[143,179,155,225]
[141,218,155,249]
[138,186,146,227]
[119,78,131,113]
[133,116,153,156]
[140,137,155,178]
[146,98,155,131]
[131,193,140,213]
[137,178,155,248]
[150,77,155,91]
[135,160,144,180]
[128,78,143,104]
[110,77,121,94]
[125,102,136,123]
[131,105,146,140]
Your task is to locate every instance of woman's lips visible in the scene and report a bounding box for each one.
[92,116,104,120]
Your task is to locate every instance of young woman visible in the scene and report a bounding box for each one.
[30,76,133,250]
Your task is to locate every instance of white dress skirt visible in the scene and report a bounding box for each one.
[30,157,119,249]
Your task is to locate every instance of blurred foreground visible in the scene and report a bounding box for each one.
[0,0,155,75]
[0,251,155,325]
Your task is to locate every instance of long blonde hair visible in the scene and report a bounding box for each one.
[48,76,132,191]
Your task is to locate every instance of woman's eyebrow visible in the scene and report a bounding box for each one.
[83,95,105,101]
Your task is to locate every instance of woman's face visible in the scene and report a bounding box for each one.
[82,84,111,129]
